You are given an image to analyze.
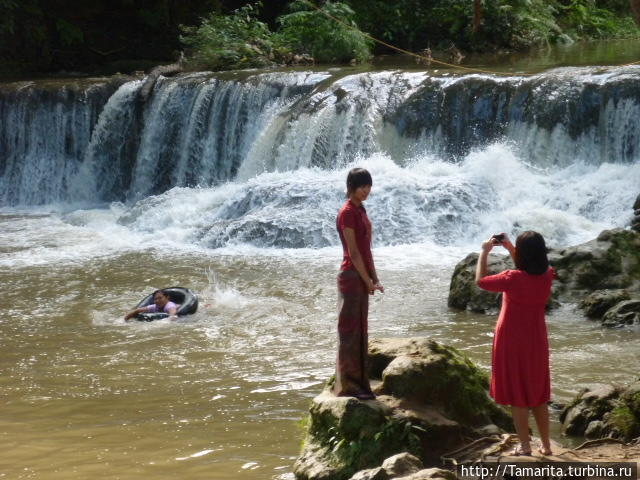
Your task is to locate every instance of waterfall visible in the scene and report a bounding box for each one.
[1,67,639,208]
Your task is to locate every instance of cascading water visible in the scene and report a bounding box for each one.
[0,66,639,251]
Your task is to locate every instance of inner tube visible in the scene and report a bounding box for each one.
[134,287,199,321]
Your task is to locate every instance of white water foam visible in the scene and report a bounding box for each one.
[1,142,637,270]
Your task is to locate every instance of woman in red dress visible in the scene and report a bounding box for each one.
[475,231,554,456]
[333,168,384,400]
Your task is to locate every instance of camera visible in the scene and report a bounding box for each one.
[492,233,505,242]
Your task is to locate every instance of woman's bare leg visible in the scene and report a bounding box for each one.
[532,403,552,454]
[511,406,531,454]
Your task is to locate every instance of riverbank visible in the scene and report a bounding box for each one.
[294,338,640,480]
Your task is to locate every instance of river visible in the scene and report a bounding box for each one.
[1,41,640,479]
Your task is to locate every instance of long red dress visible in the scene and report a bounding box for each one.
[477,268,554,408]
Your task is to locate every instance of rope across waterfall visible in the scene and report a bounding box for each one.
[301,0,640,76]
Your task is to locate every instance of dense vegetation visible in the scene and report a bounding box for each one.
[1,0,639,76]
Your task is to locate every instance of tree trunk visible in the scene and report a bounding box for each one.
[473,0,482,34]
[138,54,185,103]
[631,0,640,25]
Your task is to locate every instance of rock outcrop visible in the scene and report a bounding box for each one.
[560,380,640,441]
[447,253,510,314]
[632,194,640,232]
[448,228,640,327]
[348,453,455,480]
[294,338,511,480]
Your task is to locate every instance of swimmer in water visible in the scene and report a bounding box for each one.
[124,289,178,321]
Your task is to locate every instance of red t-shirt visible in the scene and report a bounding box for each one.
[336,200,374,273]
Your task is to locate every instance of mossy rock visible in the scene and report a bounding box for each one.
[579,289,630,319]
[295,338,513,480]
[297,392,422,480]
[609,405,640,440]
[447,253,510,313]
[450,229,640,322]
[379,343,508,429]
[561,380,640,441]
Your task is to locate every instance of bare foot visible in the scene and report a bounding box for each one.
[538,446,552,455]
[510,444,532,456]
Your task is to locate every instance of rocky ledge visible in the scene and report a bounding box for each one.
[294,338,640,480]
[448,228,640,326]
[294,338,512,480]
[560,379,640,441]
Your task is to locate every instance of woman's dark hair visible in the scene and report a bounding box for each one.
[346,168,372,196]
[514,231,549,275]
[153,289,169,298]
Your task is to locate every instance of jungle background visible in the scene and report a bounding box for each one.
[2,0,640,76]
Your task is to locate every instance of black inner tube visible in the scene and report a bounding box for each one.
[134,287,199,321]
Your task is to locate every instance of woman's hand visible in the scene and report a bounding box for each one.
[481,238,495,252]
[499,233,514,250]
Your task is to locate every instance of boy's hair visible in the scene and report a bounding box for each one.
[514,231,549,275]
[346,168,372,196]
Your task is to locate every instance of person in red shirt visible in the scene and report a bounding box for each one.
[475,231,554,456]
[333,168,384,401]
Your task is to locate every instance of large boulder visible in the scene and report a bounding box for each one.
[560,380,640,441]
[447,253,511,313]
[552,229,640,296]
[294,338,512,480]
[448,229,640,325]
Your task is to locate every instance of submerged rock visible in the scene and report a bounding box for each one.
[560,380,640,441]
[294,338,511,480]
[448,228,640,326]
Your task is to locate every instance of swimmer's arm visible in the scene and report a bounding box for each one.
[167,305,178,320]
[124,307,147,321]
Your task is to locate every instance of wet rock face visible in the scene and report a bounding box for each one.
[632,194,640,232]
[579,289,631,319]
[294,338,511,480]
[560,381,640,441]
[448,229,640,327]
[601,300,640,327]
[447,253,510,314]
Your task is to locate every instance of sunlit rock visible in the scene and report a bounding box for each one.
[294,338,512,480]
[448,228,640,326]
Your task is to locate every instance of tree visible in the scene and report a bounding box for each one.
[631,0,640,24]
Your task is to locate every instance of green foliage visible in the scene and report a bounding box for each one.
[276,0,372,63]
[344,0,639,53]
[558,0,640,39]
[610,405,640,440]
[180,0,372,70]
[55,19,84,47]
[480,0,563,48]
[181,3,281,70]
[323,416,422,476]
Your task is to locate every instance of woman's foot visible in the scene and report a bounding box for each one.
[510,444,532,456]
[354,392,375,400]
[538,446,552,455]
